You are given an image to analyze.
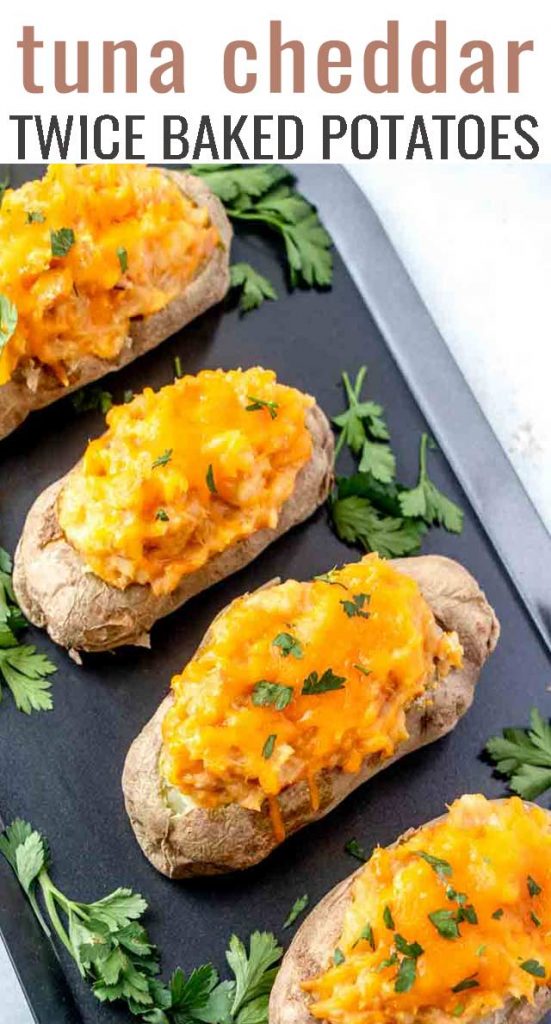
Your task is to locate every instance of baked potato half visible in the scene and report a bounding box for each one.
[122,553,499,878]
[0,164,231,439]
[14,368,333,654]
[270,795,551,1024]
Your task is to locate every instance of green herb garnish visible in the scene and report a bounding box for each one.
[528,875,542,897]
[71,386,113,415]
[485,708,551,800]
[252,681,293,711]
[399,433,463,533]
[272,633,303,659]
[26,210,45,223]
[383,906,394,930]
[206,463,217,494]
[152,449,173,469]
[520,959,546,978]
[0,549,56,713]
[116,246,128,273]
[428,909,460,940]
[451,974,479,993]
[340,593,370,619]
[245,395,279,419]
[394,935,424,959]
[262,734,276,760]
[50,227,75,257]
[283,894,309,929]
[530,911,541,928]
[492,908,504,920]
[357,923,375,950]
[155,509,170,522]
[345,838,367,862]
[394,956,417,993]
[417,851,453,880]
[301,668,346,695]
[0,294,18,354]
[174,355,183,379]
[333,948,345,966]
[230,263,277,314]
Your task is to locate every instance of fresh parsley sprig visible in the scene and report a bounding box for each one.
[191,165,333,311]
[330,366,463,559]
[0,818,283,1024]
[0,548,56,713]
[485,707,551,800]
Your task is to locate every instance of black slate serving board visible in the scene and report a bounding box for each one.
[0,165,549,1024]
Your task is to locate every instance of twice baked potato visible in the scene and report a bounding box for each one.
[0,163,231,439]
[270,794,551,1024]
[122,553,499,878]
[14,367,333,655]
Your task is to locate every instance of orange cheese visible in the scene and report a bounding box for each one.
[304,795,551,1023]
[57,367,313,594]
[160,554,462,815]
[0,164,219,385]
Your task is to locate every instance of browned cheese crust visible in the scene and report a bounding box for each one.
[0,171,232,440]
[13,405,334,653]
[269,802,551,1024]
[121,555,499,879]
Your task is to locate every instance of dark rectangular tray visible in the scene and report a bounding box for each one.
[0,165,550,1024]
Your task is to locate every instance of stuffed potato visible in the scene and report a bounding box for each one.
[14,367,333,655]
[270,794,551,1024]
[0,163,231,439]
[122,553,498,878]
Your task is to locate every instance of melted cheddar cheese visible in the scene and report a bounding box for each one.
[0,164,219,385]
[304,795,551,1024]
[160,555,462,822]
[57,368,313,594]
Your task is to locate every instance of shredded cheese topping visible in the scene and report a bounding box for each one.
[58,367,314,593]
[0,164,219,385]
[161,554,462,827]
[304,795,551,1023]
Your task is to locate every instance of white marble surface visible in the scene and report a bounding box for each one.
[1,164,550,1023]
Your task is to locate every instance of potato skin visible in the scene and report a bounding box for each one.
[269,802,551,1024]
[122,555,499,879]
[0,171,232,440]
[13,404,334,654]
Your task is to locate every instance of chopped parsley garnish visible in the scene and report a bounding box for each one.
[528,875,542,897]
[485,707,551,800]
[116,246,128,273]
[452,1004,465,1017]
[283,894,309,929]
[332,367,391,468]
[451,974,479,993]
[301,668,346,695]
[50,227,75,257]
[155,509,169,522]
[394,956,418,993]
[417,850,453,880]
[492,908,504,920]
[383,906,395,930]
[174,355,183,379]
[476,944,487,956]
[520,959,546,978]
[71,386,113,415]
[313,568,347,588]
[152,449,173,469]
[252,681,293,711]
[0,294,18,354]
[345,838,368,862]
[394,935,424,959]
[245,394,279,419]
[358,923,375,950]
[230,262,278,314]
[262,734,276,759]
[272,632,303,659]
[333,947,345,966]
[206,463,217,494]
[354,663,371,676]
[530,911,541,928]
[340,593,370,619]
[123,389,134,404]
[428,909,460,940]
[446,886,467,905]
[26,210,45,223]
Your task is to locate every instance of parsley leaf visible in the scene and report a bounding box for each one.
[174,355,183,379]
[485,708,551,800]
[283,895,309,929]
[0,547,56,713]
[383,906,394,930]
[0,294,18,354]
[230,263,277,313]
[272,632,303,659]
[155,509,169,522]
[332,367,391,466]
[521,960,546,978]
[417,851,453,880]
[72,386,113,415]
[332,495,426,558]
[357,923,375,950]
[117,246,128,273]
[333,947,345,965]
[451,974,480,993]
[26,210,45,223]
[152,450,173,470]
[246,394,279,419]
[1,817,283,1022]
[206,464,217,494]
[340,593,370,619]
[301,668,346,695]
[428,909,461,940]
[359,439,396,484]
[399,434,463,534]
[345,838,368,862]
[191,164,291,205]
[252,681,294,711]
[50,227,75,257]
[528,875,542,897]
[395,957,417,993]
[262,734,276,760]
